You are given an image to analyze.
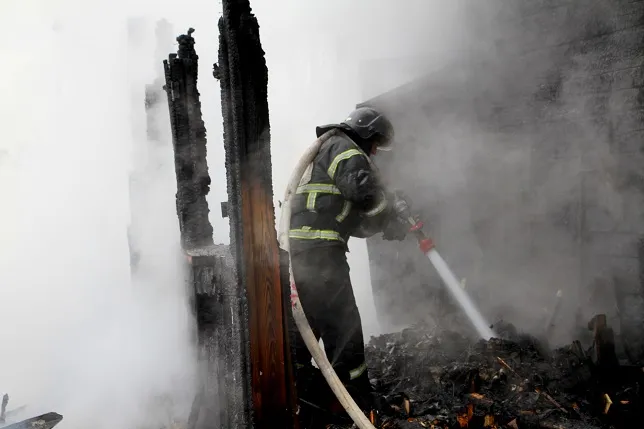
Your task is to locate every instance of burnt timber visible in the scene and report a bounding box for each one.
[163,28,213,251]
[218,0,297,427]
[0,395,62,429]
[163,29,248,429]
[162,12,295,426]
[2,412,63,429]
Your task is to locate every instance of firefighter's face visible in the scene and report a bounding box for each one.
[371,135,392,155]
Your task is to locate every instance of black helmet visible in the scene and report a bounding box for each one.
[315,107,394,151]
[341,107,394,151]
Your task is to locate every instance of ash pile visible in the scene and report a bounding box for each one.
[354,315,643,429]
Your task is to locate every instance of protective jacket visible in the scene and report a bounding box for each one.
[289,128,396,255]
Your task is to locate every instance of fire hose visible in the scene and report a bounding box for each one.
[278,133,494,429]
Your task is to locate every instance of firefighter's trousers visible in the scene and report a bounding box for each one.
[290,245,370,395]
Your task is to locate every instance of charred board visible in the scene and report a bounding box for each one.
[2,412,63,429]
[218,0,296,427]
[163,28,214,250]
[185,244,244,429]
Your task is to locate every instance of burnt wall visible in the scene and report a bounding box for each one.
[364,0,644,358]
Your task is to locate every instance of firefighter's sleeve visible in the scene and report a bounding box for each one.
[330,149,380,208]
[327,145,392,236]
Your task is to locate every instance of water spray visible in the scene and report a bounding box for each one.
[403,214,496,340]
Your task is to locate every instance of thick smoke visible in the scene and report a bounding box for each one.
[364,1,640,346]
[257,0,480,339]
[0,2,213,428]
[2,0,635,427]
[2,2,471,425]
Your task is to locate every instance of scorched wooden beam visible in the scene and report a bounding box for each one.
[217,0,297,427]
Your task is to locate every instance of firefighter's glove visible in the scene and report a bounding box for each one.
[392,190,413,223]
[382,217,408,241]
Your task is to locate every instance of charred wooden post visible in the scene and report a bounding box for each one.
[218,0,296,427]
[163,30,244,429]
[280,248,300,427]
[185,244,241,429]
[544,290,563,341]
[164,28,214,250]
[588,314,619,370]
[1,394,8,423]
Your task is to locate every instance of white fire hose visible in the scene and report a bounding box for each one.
[278,131,377,429]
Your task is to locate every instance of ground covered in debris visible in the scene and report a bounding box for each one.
[345,321,644,429]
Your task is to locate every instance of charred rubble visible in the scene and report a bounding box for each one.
[332,316,644,429]
[1,413,63,429]
[0,394,62,429]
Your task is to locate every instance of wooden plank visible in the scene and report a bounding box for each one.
[218,0,295,427]
[241,167,290,424]
[281,248,301,429]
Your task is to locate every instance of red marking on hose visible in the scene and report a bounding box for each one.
[419,238,435,254]
[409,221,424,232]
[290,282,299,307]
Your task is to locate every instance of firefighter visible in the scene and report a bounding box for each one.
[289,106,412,424]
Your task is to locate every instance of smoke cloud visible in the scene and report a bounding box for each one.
[3,0,635,427]
[0,2,210,428]
[362,1,641,348]
[2,1,466,424]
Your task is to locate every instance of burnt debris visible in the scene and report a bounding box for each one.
[330,315,644,428]
[0,394,62,429]
[1,412,63,429]
[163,28,214,250]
